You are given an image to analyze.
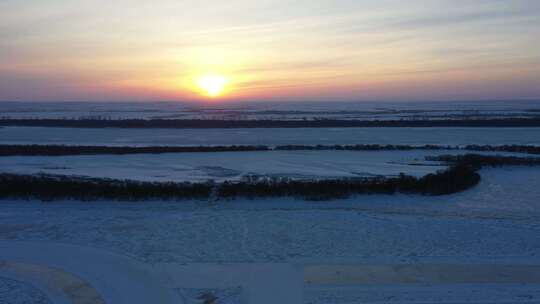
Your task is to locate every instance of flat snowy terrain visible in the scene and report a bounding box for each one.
[2,113,540,303]
[0,149,525,182]
[3,126,540,146]
[2,100,539,120]
[0,150,453,182]
[1,167,540,303]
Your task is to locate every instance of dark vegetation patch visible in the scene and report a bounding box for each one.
[1,144,539,156]
[427,154,540,167]
[218,164,480,200]
[0,163,480,201]
[2,117,540,128]
[0,144,270,156]
[462,145,540,155]
[1,154,538,202]
[0,174,212,202]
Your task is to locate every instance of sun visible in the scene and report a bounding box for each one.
[196,74,228,97]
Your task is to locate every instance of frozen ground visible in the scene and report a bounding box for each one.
[0,149,525,183]
[2,107,540,302]
[3,167,540,264]
[0,276,52,304]
[0,150,457,182]
[1,100,539,120]
[3,126,540,146]
[304,284,540,304]
[1,167,540,303]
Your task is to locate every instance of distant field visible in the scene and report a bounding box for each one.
[2,127,540,146]
[2,100,539,120]
[0,149,530,183]
[0,150,449,182]
[3,117,540,128]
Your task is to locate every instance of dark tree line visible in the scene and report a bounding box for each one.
[0,144,270,156]
[2,154,540,202]
[217,164,479,200]
[0,162,480,201]
[2,144,540,156]
[2,117,540,128]
[427,154,540,167]
[0,174,212,201]
[274,144,454,151]
[464,145,540,155]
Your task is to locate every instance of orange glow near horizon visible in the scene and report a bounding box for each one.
[1,1,539,102]
[196,74,229,98]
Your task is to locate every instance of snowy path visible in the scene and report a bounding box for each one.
[0,241,304,304]
[0,261,104,304]
[0,241,177,304]
[156,263,303,304]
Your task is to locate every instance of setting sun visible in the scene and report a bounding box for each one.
[196,74,228,97]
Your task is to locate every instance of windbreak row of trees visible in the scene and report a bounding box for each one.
[0,174,212,201]
[218,164,480,200]
[0,162,480,201]
[426,154,540,167]
[2,144,540,156]
[274,144,453,151]
[0,144,270,156]
[2,154,540,202]
[2,117,540,128]
[463,145,540,155]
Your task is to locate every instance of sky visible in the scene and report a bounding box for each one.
[1,0,539,102]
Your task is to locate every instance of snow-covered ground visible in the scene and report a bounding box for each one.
[3,126,540,146]
[0,276,52,304]
[3,168,539,264]
[0,149,526,182]
[1,100,539,120]
[2,109,540,303]
[1,167,540,303]
[0,150,454,182]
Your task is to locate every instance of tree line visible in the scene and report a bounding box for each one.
[2,117,540,128]
[2,154,540,202]
[0,144,270,156]
[0,174,212,201]
[0,161,480,201]
[427,154,540,167]
[217,163,480,200]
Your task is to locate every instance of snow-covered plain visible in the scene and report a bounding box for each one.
[0,276,51,304]
[3,167,539,264]
[2,107,540,303]
[0,149,526,182]
[0,150,453,182]
[1,100,539,120]
[3,126,540,146]
[1,167,540,303]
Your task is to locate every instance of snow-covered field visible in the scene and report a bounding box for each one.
[2,106,540,303]
[0,149,526,182]
[2,100,539,120]
[3,167,539,263]
[3,126,540,146]
[0,150,453,182]
[0,276,51,304]
[1,167,540,303]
